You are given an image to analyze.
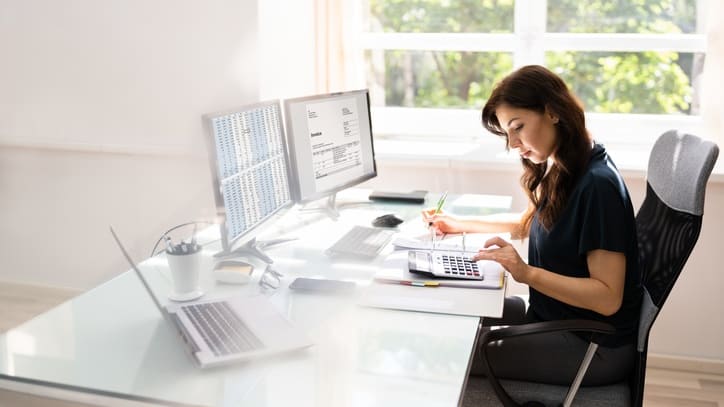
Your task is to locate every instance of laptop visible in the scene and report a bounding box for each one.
[109,226,313,368]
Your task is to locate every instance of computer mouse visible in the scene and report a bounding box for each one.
[372,214,404,228]
[213,260,253,284]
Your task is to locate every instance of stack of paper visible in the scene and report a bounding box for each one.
[358,250,507,317]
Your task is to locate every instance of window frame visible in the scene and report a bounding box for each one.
[356,0,708,150]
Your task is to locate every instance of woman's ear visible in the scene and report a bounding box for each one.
[545,106,559,124]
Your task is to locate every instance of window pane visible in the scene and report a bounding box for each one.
[363,0,514,33]
[546,51,704,114]
[365,50,513,108]
[547,0,698,34]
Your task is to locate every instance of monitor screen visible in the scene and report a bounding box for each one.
[283,89,377,204]
[203,100,293,256]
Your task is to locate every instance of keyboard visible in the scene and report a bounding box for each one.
[326,225,395,258]
[182,302,263,356]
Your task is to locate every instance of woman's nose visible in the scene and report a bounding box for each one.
[508,134,521,149]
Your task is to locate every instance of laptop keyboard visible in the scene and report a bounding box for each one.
[326,225,395,257]
[182,302,264,356]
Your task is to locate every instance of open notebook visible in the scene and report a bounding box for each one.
[110,227,312,368]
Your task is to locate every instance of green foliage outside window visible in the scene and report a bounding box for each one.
[366,0,698,114]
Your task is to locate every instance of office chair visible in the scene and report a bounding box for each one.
[463,130,719,407]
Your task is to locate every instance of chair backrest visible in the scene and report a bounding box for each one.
[631,130,718,405]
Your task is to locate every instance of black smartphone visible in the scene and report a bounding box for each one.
[289,277,356,293]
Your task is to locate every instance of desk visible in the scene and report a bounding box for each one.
[0,190,510,407]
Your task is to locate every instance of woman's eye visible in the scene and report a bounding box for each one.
[515,125,524,132]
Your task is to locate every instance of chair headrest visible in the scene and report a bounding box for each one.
[647,130,719,216]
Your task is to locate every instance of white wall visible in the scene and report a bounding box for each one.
[258,0,316,100]
[0,0,260,288]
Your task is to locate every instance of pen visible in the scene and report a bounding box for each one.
[190,223,198,246]
[434,191,448,215]
[164,236,175,254]
[428,191,449,226]
[429,191,448,254]
[375,278,439,287]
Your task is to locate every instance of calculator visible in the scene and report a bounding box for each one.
[407,250,484,280]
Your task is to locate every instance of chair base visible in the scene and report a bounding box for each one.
[463,377,630,407]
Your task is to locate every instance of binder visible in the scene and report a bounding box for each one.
[358,250,507,318]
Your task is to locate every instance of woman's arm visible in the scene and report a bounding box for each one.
[526,249,625,316]
[422,210,524,236]
[474,237,626,316]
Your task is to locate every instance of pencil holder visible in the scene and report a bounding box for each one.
[166,243,203,301]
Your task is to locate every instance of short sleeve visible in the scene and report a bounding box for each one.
[577,174,630,256]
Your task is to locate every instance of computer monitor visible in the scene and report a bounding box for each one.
[283,89,377,218]
[203,100,294,264]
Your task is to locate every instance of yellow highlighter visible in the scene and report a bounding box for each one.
[409,281,440,287]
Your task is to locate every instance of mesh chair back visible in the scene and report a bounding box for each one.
[632,130,718,405]
[636,185,703,307]
[638,130,718,310]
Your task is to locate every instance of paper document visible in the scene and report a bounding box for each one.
[392,236,468,252]
[392,232,505,253]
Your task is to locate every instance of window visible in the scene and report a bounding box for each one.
[354,0,709,145]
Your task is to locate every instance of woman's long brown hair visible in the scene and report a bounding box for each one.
[481,65,592,234]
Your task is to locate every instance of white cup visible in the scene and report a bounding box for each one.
[167,248,202,300]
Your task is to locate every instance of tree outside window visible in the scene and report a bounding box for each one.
[364,0,701,116]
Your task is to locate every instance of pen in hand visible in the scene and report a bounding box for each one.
[428,191,448,253]
[427,191,449,226]
[430,191,448,221]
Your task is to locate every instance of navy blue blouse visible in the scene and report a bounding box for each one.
[527,143,642,347]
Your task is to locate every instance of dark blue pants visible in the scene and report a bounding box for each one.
[470,296,635,386]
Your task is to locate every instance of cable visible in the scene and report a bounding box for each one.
[149,220,214,258]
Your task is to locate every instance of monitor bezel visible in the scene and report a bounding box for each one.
[202,100,295,254]
[283,89,377,204]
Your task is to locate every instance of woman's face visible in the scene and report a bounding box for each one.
[495,103,558,164]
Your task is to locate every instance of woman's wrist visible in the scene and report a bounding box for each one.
[521,264,537,286]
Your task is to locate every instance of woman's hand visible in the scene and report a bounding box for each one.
[472,236,532,284]
[421,209,467,234]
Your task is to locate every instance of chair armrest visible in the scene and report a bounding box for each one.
[479,319,616,407]
[481,319,616,344]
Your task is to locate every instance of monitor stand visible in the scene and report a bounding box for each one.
[298,193,371,220]
[213,237,298,264]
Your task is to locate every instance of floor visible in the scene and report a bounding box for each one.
[0,282,722,406]
[0,283,97,407]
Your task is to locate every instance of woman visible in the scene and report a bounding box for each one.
[424,65,641,385]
